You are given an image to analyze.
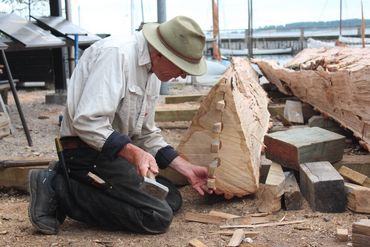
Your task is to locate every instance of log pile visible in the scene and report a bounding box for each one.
[253,47,370,150]
[177,57,270,199]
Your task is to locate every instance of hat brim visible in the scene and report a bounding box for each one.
[143,22,207,76]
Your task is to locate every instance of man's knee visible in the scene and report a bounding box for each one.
[141,203,173,234]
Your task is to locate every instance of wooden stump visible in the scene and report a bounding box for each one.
[177,57,270,198]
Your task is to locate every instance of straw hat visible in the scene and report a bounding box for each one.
[143,16,207,76]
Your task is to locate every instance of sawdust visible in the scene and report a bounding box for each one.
[0,87,368,247]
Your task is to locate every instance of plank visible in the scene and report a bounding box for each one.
[189,238,208,247]
[214,230,260,237]
[155,103,199,122]
[265,127,346,170]
[256,162,285,213]
[219,220,306,229]
[334,154,370,177]
[176,58,270,198]
[185,212,224,225]
[299,161,345,212]
[164,94,206,104]
[339,166,370,187]
[208,210,239,219]
[283,171,303,210]
[227,229,245,247]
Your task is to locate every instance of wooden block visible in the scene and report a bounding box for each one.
[336,228,348,242]
[227,229,245,247]
[259,156,271,183]
[207,178,216,190]
[333,154,370,177]
[211,140,220,153]
[352,233,370,247]
[185,212,224,225]
[339,166,370,187]
[345,182,370,213]
[216,100,225,111]
[265,127,346,170]
[0,112,10,139]
[164,94,205,104]
[308,115,347,136]
[208,159,219,176]
[0,166,46,192]
[284,100,304,124]
[212,122,222,133]
[299,161,345,212]
[352,219,370,236]
[155,103,199,122]
[189,238,208,247]
[256,162,285,213]
[283,171,303,210]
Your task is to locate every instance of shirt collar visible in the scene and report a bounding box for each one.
[136,31,151,69]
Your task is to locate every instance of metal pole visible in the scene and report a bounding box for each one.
[65,0,75,75]
[339,0,342,36]
[157,0,166,23]
[157,0,170,94]
[1,50,32,146]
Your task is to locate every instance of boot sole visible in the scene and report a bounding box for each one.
[28,169,58,235]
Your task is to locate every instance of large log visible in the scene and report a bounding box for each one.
[254,47,370,149]
[177,57,270,199]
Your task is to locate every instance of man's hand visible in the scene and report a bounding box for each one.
[118,143,159,177]
[169,156,214,196]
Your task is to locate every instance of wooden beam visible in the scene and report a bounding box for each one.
[164,94,206,104]
[300,161,345,212]
[265,127,345,170]
[333,154,370,177]
[283,171,303,210]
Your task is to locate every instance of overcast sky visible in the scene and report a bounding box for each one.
[13,0,366,36]
[69,0,369,36]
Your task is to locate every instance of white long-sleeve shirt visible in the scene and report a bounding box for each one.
[60,32,177,167]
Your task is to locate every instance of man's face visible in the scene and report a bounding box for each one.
[149,46,187,81]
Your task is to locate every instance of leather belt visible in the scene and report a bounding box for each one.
[60,137,91,150]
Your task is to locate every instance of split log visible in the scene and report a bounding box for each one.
[253,47,370,149]
[177,57,270,198]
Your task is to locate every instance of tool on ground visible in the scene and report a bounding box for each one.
[141,170,169,200]
[55,137,71,190]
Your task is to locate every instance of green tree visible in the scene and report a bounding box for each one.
[0,0,49,19]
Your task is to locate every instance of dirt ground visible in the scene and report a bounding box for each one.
[0,86,369,247]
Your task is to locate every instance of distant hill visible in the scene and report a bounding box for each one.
[257,19,370,31]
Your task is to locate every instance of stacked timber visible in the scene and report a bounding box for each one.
[352,219,370,247]
[253,47,370,150]
[177,57,270,199]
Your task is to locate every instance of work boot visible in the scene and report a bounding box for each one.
[28,169,59,235]
[47,161,67,224]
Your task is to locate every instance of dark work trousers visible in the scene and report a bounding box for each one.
[53,147,173,233]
